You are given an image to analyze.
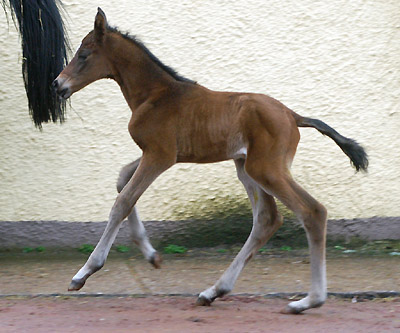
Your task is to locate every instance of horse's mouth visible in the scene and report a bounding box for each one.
[52,78,72,99]
[58,87,71,99]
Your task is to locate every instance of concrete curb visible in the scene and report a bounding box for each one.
[0,291,399,300]
[0,217,399,248]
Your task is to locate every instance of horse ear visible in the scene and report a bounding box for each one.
[94,7,107,43]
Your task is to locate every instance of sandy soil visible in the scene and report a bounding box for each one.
[1,254,399,295]
[1,251,399,332]
[0,296,399,333]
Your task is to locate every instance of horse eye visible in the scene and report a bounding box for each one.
[78,54,88,61]
[77,50,91,61]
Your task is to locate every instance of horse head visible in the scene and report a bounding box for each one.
[53,8,112,99]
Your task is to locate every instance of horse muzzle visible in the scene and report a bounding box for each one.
[52,77,72,99]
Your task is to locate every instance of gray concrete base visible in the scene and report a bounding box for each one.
[0,217,399,248]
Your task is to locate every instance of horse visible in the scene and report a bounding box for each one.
[1,0,69,127]
[53,8,368,314]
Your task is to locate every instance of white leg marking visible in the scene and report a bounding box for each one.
[285,232,327,313]
[198,159,281,305]
[69,155,172,290]
[69,216,125,289]
[127,207,158,262]
[116,158,159,265]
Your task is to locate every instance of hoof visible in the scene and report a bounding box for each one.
[68,279,86,291]
[280,305,302,315]
[150,252,162,269]
[281,298,325,314]
[195,296,212,307]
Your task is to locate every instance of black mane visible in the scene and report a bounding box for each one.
[108,26,196,85]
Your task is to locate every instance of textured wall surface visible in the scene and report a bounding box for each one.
[0,0,399,222]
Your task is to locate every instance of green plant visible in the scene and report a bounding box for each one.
[78,244,95,254]
[22,247,34,253]
[35,246,45,252]
[280,245,292,251]
[115,245,130,253]
[163,244,187,254]
[258,247,270,253]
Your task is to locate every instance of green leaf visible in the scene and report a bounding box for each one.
[163,244,187,254]
[78,244,95,254]
[116,245,130,253]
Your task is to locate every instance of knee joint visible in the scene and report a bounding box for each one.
[259,209,283,229]
[116,178,127,193]
[116,160,140,193]
[252,211,282,245]
[302,203,327,232]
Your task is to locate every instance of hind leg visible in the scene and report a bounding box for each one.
[245,154,327,314]
[197,159,283,305]
[126,208,162,268]
[117,158,161,268]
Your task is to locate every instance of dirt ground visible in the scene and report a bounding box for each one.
[0,249,399,332]
[1,252,399,295]
[0,295,399,333]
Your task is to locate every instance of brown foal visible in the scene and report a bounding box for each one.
[53,8,368,314]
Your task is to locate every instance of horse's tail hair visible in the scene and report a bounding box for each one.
[2,0,70,128]
[292,112,369,172]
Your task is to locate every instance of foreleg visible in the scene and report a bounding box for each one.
[117,158,161,268]
[69,154,173,291]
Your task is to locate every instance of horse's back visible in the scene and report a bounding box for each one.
[174,85,298,164]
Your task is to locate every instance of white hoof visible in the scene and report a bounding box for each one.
[282,295,326,314]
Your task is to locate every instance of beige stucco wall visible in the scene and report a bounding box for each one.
[0,0,399,222]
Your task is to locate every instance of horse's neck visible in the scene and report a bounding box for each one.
[110,41,174,109]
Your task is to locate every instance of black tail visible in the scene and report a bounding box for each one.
[2,0,70,128]
[294,115,368,172]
